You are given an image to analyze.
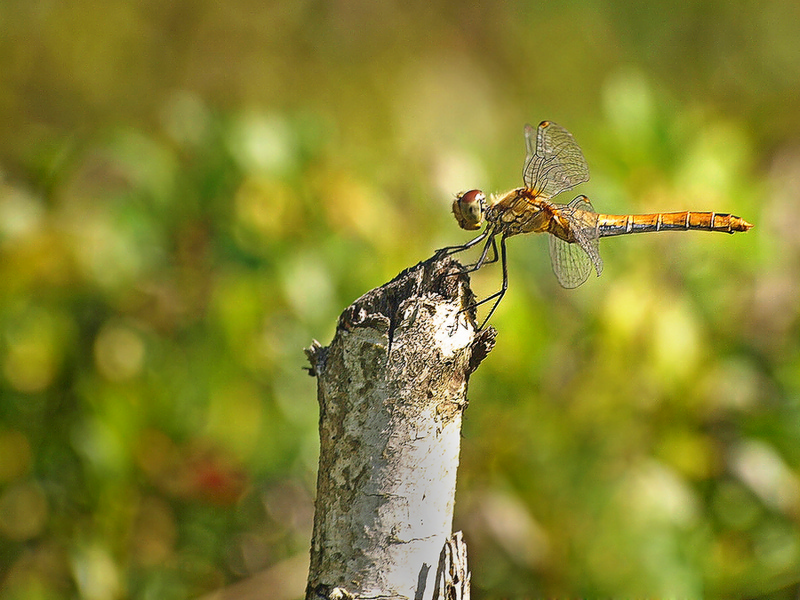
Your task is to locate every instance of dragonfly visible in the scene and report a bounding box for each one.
[439,121,753,328]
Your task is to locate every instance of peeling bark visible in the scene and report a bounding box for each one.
[434,532,470,600]
[305,255,493,600]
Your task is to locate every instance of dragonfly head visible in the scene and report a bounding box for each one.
[452,189,487,231]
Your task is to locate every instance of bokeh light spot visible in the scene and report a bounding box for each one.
[94,322,145,381]
[0,429,32,482]
[0,481,48,540]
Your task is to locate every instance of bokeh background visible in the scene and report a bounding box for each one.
[2,0,800,598]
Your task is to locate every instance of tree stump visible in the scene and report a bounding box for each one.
[305,254,494,600]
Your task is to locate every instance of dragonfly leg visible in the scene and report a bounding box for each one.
[460,233,498,273]
[435,230,490,259]
[476,235,508,329]
[456,234,509,329]
[437,229,498,279]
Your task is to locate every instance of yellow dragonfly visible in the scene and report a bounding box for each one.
[440,121,753,326]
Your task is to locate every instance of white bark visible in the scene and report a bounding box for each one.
[305,256,493,600]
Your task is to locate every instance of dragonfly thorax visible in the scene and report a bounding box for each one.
[452,189,487,231]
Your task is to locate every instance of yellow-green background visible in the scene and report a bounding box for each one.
[1,1,798,598]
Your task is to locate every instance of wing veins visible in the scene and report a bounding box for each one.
[523,122,590,200]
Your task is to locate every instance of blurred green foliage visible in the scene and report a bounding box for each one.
[1,0,800,598]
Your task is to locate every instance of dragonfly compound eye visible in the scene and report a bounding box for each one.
[452,189,486,231]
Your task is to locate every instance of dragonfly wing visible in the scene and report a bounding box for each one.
[548,195,603,288]
[548,235,594,288]
[523,122,590,200]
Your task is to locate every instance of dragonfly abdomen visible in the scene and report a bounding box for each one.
[597,212,753,237]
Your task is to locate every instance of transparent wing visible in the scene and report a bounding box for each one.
[523,121,590,200]
[548,195,603,288]
[548,235,594,288]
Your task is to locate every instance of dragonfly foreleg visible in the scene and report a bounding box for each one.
[459,232,499,274]
[435,229,490,260]
[436,227,500,277]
